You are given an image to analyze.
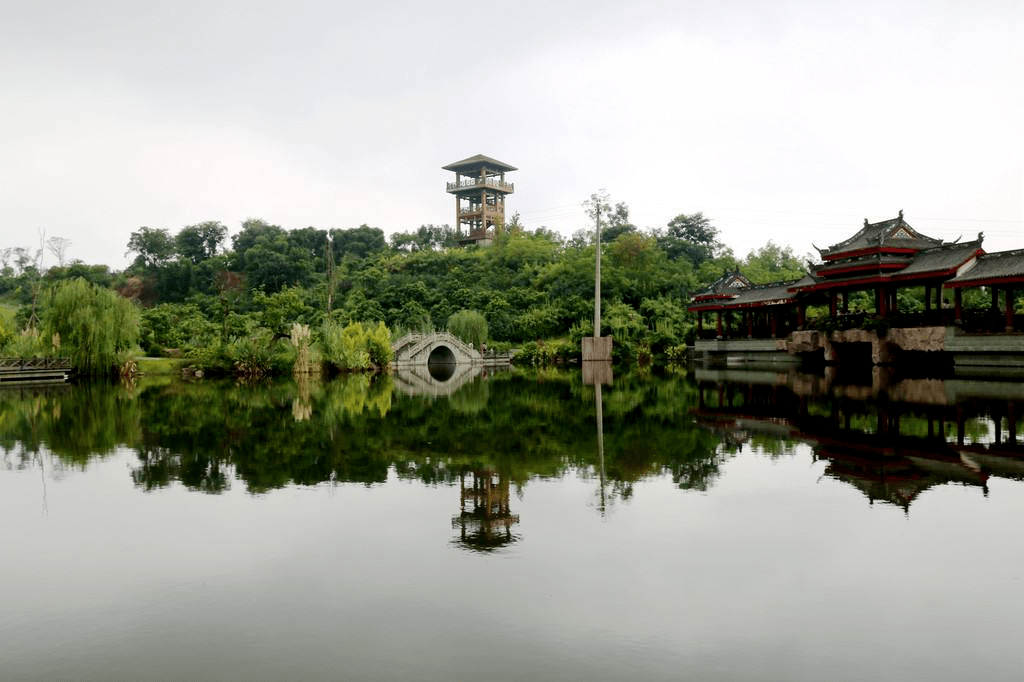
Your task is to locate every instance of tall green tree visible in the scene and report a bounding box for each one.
[42,278,140,375]
[176,221,228,264]
[658,212,722,267]
[126,227,175,270]
[741,242,807,284]
[447,309,489,347]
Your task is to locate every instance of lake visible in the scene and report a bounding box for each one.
[2,367,1023,681]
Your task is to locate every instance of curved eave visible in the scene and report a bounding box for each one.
[817,262,909,278]
[688,299,795,312]
[822,247,919,261]
[794,268,965,294]
[945,275,1024,289]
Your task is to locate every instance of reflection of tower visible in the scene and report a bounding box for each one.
[443,154,516,246]
[451,470,520,551]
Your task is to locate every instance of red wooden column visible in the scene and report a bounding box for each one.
[746,311,753,338]
[877,287,888,317]
[770,311,778,338]
[1006,288,1015,332]
[797,303,806,330]
[829,293,837,317]
[697,311,703,336]
[716,311,723,339]
[954,288,963,324]
[992,287,999,310]
[924,284,932,313]
[841,291,849,314]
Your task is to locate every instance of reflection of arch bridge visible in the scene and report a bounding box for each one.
[391,332,512,369]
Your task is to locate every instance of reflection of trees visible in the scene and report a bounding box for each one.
[0,383,140,465]
[1,370,727,501]
[133,444,230,493]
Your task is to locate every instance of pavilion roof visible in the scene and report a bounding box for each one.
[689,276,802,310]
[791,234,983,294]
[896,239,983,278]
[442,154,517,174]
[945,248,1024,288]
[692,271,752,297]
[816,211,944,259]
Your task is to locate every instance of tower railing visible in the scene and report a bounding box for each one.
[459,205,504,217]
[446,178,514,192]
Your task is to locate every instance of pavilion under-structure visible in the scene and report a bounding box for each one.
[443,154,516,246]
[689,212,1024,368]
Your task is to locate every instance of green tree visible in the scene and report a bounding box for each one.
[447,309,489,347]
[741,241,807,284]
[126,227,175,270]
[331,225,388,260]
[176,221,228,264]
[658,212,722,266]
[42,278,140,375]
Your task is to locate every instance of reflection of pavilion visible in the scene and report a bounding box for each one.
[451,470,520,552]
[693,369,1024,510]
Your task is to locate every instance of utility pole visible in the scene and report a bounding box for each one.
[582,193,612,374]
[325,233,336,316]
[593,202,602,337]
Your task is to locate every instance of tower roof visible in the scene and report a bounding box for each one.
[443,154,517,174]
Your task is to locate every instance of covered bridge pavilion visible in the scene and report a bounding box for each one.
[688,212,1024,341]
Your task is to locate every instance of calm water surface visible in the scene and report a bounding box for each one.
[2,368,1023,681]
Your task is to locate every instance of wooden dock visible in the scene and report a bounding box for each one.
[0,357,73,384]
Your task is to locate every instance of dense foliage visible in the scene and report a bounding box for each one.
[14,196,1004,373]
[42,279,141,374]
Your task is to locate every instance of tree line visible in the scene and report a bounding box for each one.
[0,196,808,374]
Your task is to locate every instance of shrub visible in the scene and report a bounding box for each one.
[447,309,488,348]
[321,320,379,371]
[365,321,392,369]
[665,344,689,365]
[511,338,575,367]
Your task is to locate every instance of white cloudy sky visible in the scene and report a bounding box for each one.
[2,0,1022,268]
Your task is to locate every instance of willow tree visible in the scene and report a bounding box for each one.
[447,309,488,348]
[42,278,141,375]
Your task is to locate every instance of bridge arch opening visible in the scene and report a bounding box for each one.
[427,344,457,381]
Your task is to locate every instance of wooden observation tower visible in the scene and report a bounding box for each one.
[443,154,516,246]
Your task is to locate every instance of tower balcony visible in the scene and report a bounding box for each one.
[446,178,514,194]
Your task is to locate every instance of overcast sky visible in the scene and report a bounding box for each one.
[2,0,1022,268]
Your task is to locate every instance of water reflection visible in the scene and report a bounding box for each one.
[6,370,1024,681]
[451,470,520,551]
[693,366,1024,510]
[0,370,725,506]
[393,363,492,396]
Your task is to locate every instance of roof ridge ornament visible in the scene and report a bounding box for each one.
[898,209,904,220]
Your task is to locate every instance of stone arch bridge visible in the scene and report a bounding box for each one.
[392,331,482,368]
[391,332,513,370]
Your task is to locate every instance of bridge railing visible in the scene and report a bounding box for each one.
[0,357,73,371]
